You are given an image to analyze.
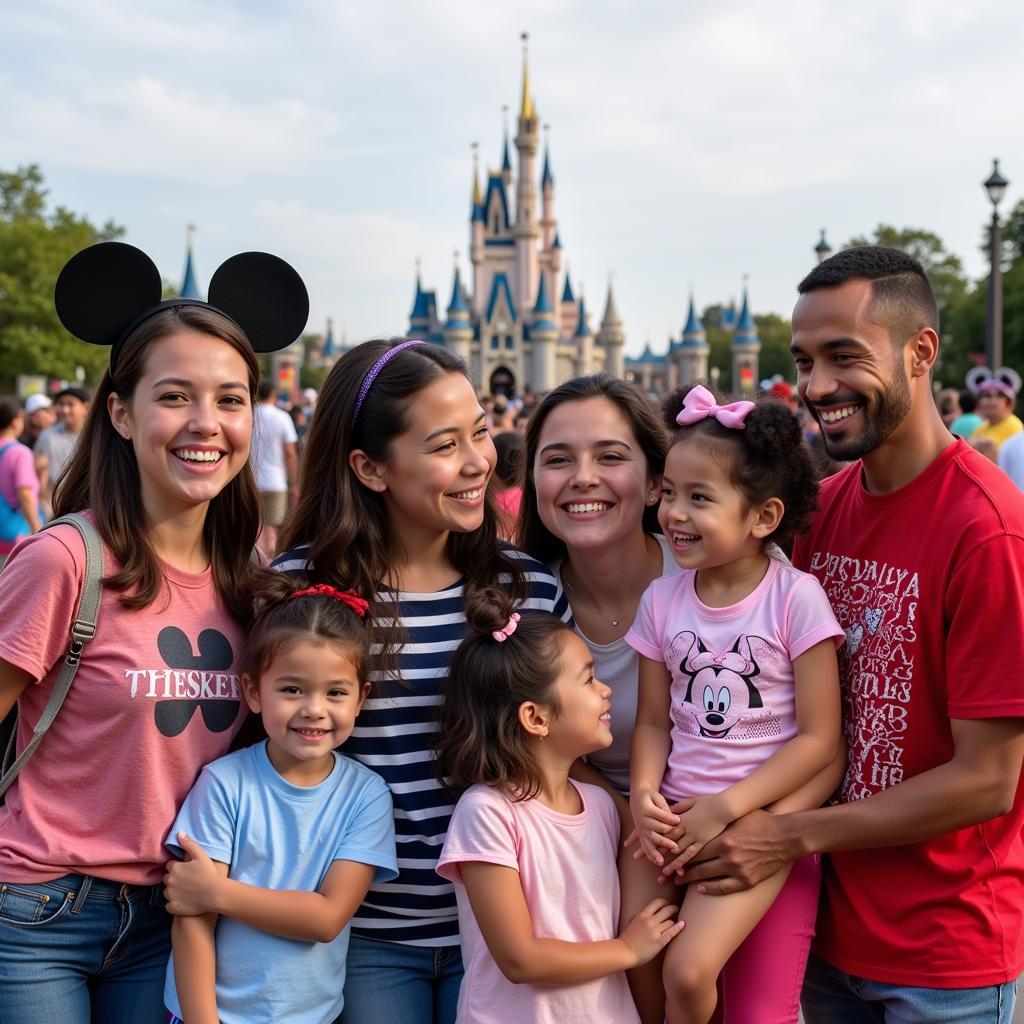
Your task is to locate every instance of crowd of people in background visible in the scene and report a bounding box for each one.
[0,242,1022,1024]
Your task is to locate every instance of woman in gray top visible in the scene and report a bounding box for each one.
[518,374,672,1023]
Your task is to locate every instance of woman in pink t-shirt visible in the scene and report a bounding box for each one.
[0,242,307,1024]
[627,386,844,1024]
[435,589,684,1024]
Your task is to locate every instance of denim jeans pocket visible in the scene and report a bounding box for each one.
[0,881,75,928]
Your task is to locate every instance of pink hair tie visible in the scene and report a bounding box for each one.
[676,384,756,430]
[290,584,369,618]
[491,611,521,643]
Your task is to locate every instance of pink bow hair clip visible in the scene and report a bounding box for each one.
[676,384,755,430]
[492,612,521,643]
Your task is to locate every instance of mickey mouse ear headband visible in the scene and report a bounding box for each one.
[55,242,309,371]
[966,365,1022,401]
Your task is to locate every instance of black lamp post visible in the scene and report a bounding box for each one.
[814,228,832,264]
[984,159,1009,370]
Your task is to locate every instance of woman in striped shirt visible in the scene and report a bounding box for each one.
[273,339,569,1024]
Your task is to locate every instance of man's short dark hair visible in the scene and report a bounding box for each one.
[797,245,940,344]
[257,379,276,402]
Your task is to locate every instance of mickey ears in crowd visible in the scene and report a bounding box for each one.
[55,242,309,370]
[965,365,1022,400]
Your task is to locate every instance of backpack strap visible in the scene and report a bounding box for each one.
[0,513,104,798]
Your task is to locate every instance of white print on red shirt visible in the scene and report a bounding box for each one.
[809,551,920,801]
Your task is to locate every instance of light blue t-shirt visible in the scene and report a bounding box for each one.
[163,741,398,1024]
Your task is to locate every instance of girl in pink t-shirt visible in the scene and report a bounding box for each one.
[435,590,684,1024]
[627,385,844,1024]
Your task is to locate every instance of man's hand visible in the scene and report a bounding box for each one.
[665,808,796,893]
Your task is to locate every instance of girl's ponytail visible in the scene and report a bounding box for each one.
[436,591,571,801]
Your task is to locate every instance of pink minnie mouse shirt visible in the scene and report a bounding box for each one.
[626,557,843,802]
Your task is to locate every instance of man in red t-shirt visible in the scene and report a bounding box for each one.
[684,246,1024,1021]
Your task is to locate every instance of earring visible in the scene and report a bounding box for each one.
[648,496,658,505]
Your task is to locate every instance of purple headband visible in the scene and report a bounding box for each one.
[351,340,426,425]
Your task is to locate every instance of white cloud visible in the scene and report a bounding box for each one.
[3,0,1023,359]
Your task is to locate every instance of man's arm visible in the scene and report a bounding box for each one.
[15,487,40,534]
[283,441,298,506]
[34,451,50,504]
[683,716,1024,894]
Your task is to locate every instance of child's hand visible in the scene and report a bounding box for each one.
[619,898,685,966]
[628,789,681,867]
[658,796,731,879]
[164,833,223,916]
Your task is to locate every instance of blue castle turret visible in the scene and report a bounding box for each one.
[180,229,202,299]
[730,283,761,394]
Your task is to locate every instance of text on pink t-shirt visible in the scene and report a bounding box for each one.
[0,522,248,885]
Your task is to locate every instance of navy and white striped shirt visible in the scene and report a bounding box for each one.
[272,544,570,947]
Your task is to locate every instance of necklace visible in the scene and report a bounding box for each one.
[562,538,663,629]
[562,569,627,627]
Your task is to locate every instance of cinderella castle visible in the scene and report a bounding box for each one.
[403,37,762,397]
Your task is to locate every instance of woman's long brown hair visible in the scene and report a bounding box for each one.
[53,306,261,622]
[279,339,525,676]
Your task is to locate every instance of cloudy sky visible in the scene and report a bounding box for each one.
[5,0,1023,356]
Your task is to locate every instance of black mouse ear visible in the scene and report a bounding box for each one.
[208,252,309,354]
[54,242,163,347]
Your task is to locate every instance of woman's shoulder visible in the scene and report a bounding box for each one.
[498,541,555,577]
[2,518,92,579]
[270,543,312,574]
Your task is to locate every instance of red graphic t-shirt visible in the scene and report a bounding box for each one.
[792,439,1024,987]
[0,520,248,885]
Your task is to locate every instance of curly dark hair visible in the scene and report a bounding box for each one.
[660,386,819,551]
[797,244,939,344]
[435,585,573,801]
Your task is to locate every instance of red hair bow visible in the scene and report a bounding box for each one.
[290,584,369,618]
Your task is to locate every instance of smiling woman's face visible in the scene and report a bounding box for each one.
[533,396,657,553]
[372,371,497,542]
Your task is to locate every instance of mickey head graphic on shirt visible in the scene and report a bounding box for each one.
[153,627,241,738]
[670,631,779,740]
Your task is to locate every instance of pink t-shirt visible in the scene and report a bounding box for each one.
[0,520,248,885]
[0,441,40,555]
[626,557,843,802]
[437,782,639,1024]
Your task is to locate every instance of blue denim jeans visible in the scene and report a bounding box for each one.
[802,952,1020,1023]
[337,932,464,1024]
[0,873,170,1024]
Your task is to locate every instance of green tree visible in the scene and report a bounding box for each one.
[845,224,969,317]
[754,313,794,383]
[845,224,980,387]
[0,164,124,388]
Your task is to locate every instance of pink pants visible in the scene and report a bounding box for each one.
[710,854,821,1024]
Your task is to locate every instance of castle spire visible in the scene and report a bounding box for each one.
[472,142,482,206]
[519,31,534,121]
[180,223,201,299]
[501,106,512,173]
[541,123,554,189]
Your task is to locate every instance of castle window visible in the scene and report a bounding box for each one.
[505,336,514,349]
[491,335,499,350]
